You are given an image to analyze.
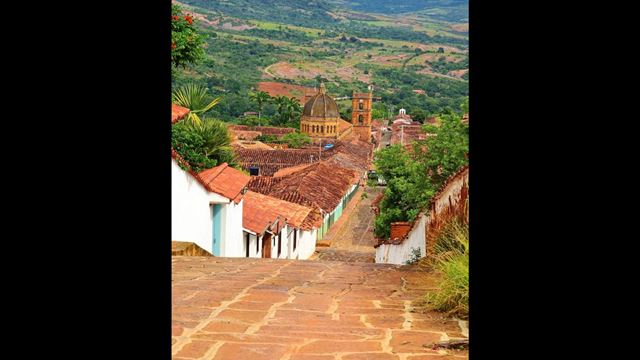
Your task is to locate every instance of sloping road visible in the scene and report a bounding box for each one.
[172,256,468,360]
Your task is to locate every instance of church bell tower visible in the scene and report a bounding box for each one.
[351,85,373,143]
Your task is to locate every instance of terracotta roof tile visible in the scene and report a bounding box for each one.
[235,148,333,176]
[198,163,251,201]
[172,104,190,124]
[273,163,316,177]
[230,130,262,141]
[337,118,353,136]
[232,140,274,150]
[243,191,314,231]
[248,162,357,213]
[242,193,281,235]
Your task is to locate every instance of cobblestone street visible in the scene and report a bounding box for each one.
[312,186,381,262]
[172,257,468,360]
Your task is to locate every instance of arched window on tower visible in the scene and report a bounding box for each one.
[358,99,363,110]
[321,125,324,133]
[358,114,363,124]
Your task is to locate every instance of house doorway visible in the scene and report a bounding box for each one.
[262,233,272,258]
[211,204,222,256]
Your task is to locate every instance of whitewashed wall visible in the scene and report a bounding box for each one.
[375,212,427,265]
[220,198,245,257]
[296,229,317,260]
[172,159,228,254]
[375,167,468,265]
[245,233,260,258]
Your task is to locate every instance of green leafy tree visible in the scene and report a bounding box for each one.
[256,134,278,143]
[239,115,271,127]
[172,84,221,125]
[373,144,435,239]
[273,95,289,126]
[415,111,469,186]
[272,96,301,127]
[284,97,302,128]
[373,99,469,239]
[281,132,311,148]
[172,4,205,69]
[249,91,271,118]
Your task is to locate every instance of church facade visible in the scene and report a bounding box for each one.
[300,82,372,143]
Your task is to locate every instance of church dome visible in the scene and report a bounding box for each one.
[302,82,339,118]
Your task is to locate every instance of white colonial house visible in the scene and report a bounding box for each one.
[171,150,250,257]
[242,191,319,260]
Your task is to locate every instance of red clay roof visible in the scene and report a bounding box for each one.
[227,125,296,138]
[243,190,314,231]
[273,163,316,177]
[235,148,333,176]
[248,162,357,214]
[198,163,251,201]
[230,130,262,141]
[337,119,353,136]
[242,192,281,235]
[172,104,190,124]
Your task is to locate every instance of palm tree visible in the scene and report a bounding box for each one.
[285,97,302,127]
[249,91,271,118]
[172,84,221,125]
[191,118,237,167]
[273,95,290,126]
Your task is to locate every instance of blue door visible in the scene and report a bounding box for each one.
[212,204,222,256]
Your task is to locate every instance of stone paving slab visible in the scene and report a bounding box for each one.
[172,257,468,359]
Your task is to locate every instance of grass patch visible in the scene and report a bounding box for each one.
[424,219,468,319]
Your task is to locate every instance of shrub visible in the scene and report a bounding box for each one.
[281,132,311,148]
[424,220,469,318]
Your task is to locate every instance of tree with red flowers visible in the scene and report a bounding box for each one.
[172,4,205,69]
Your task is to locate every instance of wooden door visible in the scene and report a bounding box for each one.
[262,233,272,258]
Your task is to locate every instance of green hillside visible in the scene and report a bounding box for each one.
[172,0,468,122]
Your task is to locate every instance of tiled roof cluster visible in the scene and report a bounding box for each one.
[248,162,357,214]
[235,148,335,176]
[254,126,296,136]
[240,138,372,232]
[232,140,274,150]
[228,125,296,138]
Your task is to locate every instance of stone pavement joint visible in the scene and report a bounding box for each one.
[173,257,468,359]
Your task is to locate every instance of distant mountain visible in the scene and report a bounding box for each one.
[178,0,342,27]
[341,1,468,21]
[178,0,468,26]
